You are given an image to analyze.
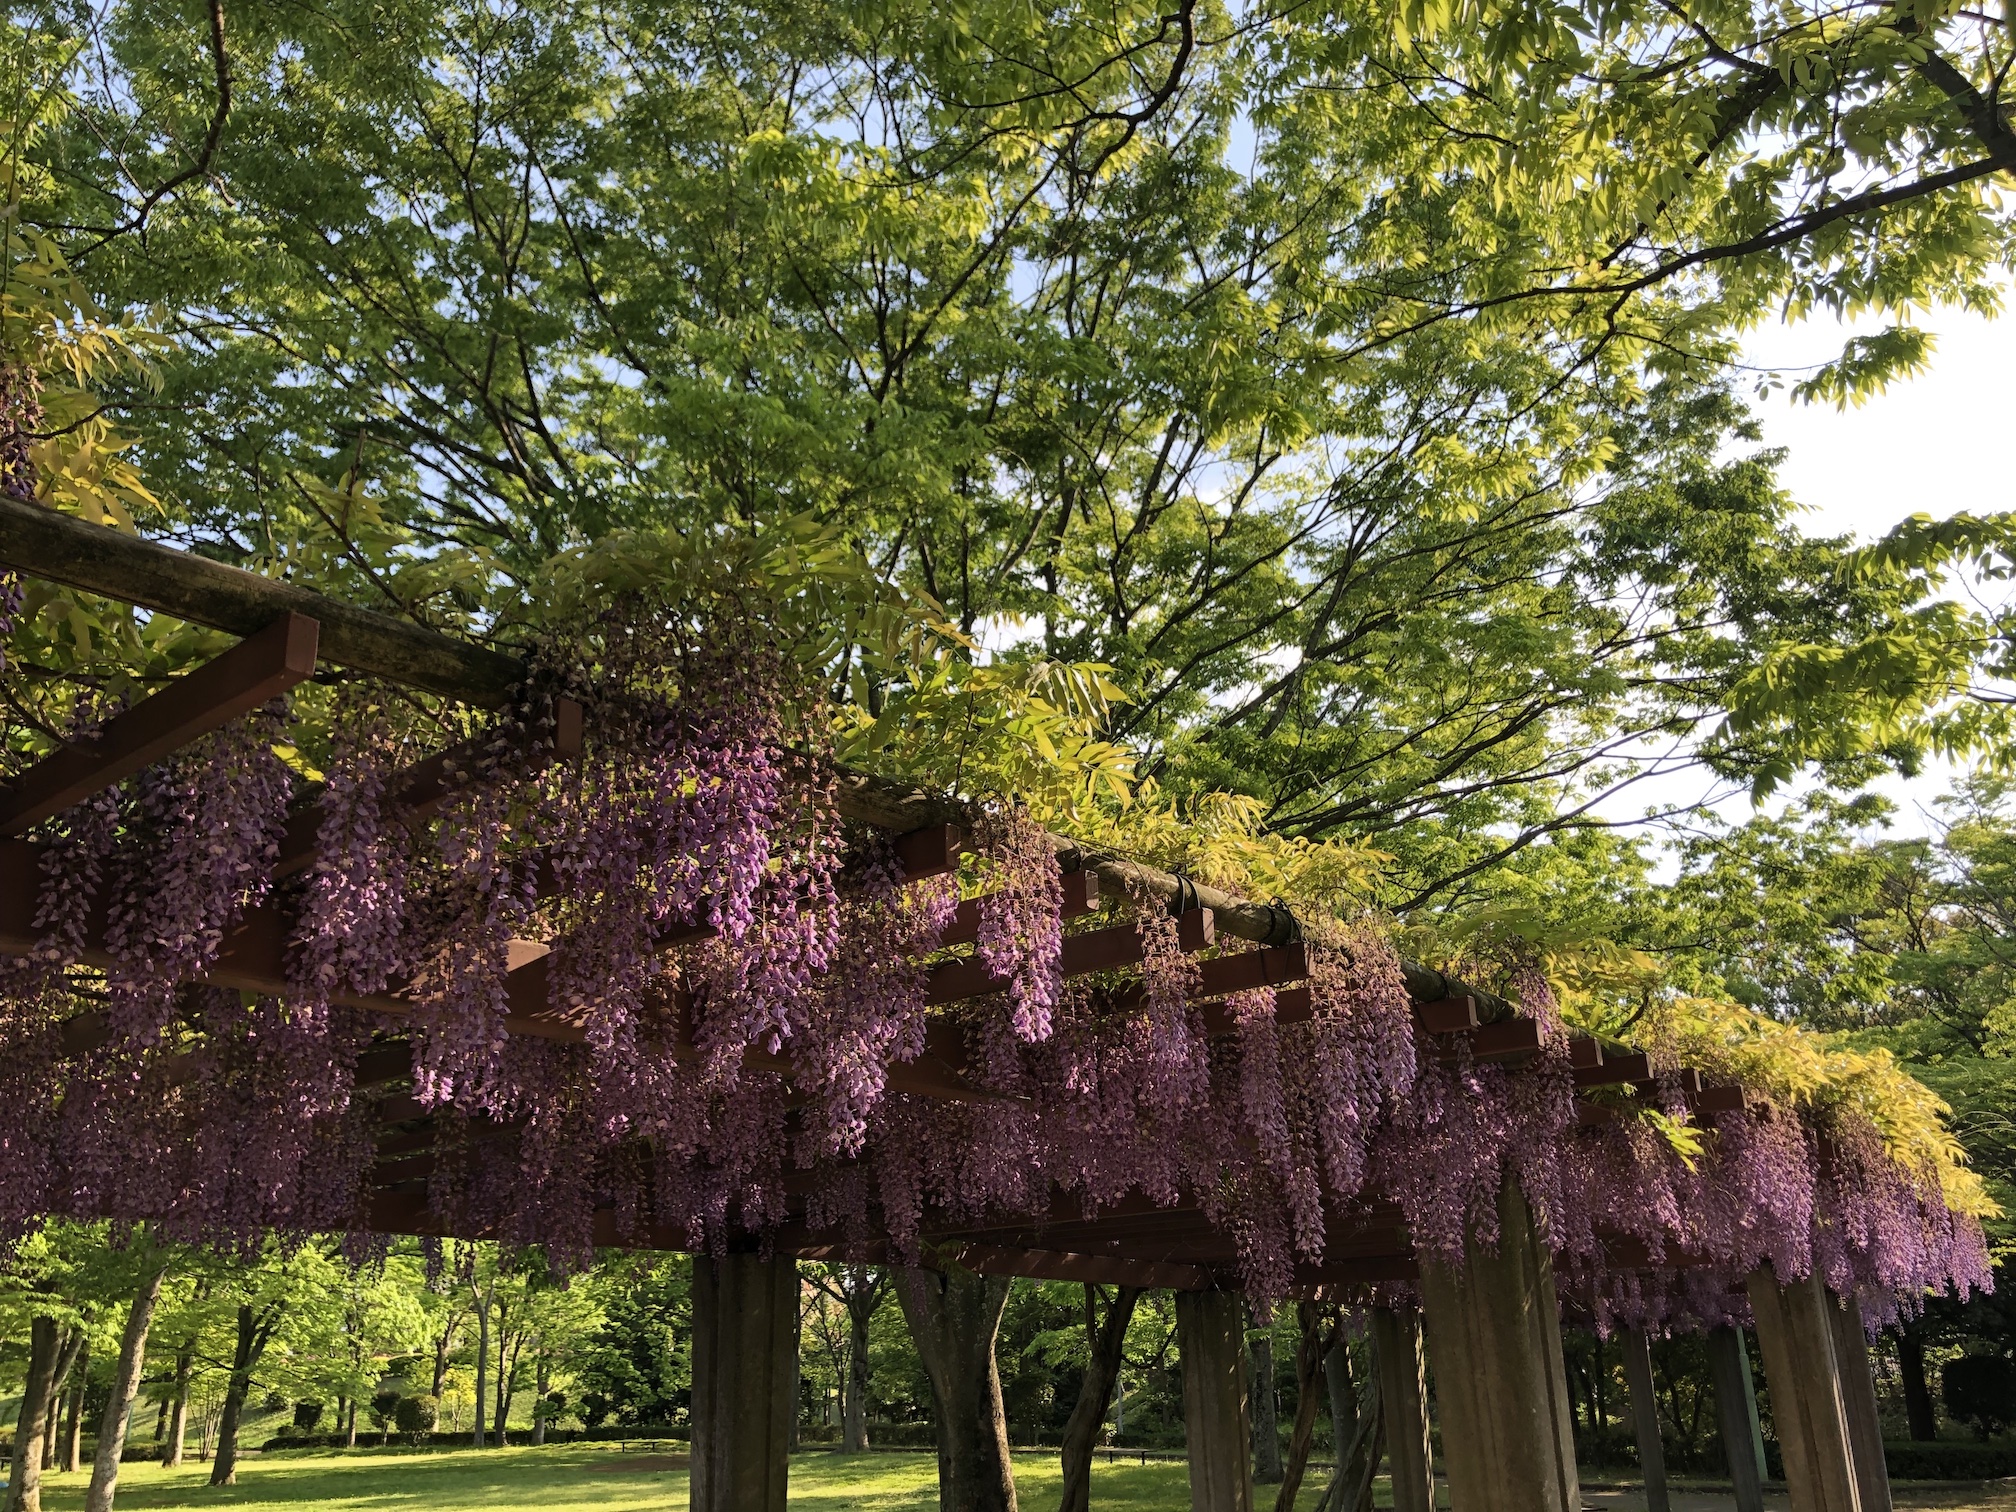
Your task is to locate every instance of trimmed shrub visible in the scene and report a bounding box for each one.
[1882,1439,2016,1480]
[393,1394,438,1438]
[1943,1354,2016,1441]
[292,1402,324,1432]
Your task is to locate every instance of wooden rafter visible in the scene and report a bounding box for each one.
[0,612,320,834]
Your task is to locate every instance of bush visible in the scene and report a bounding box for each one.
[292,1402,324,1432]
[1943,1354,2016,1440]
[1882,1440,2016,1480]
[369,1389,400,1434]
[393,1394,438,1438]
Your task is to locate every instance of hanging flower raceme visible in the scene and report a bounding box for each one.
[102,701,293,1045]
[292,696,412,1004]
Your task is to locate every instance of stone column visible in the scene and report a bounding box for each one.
[1370,1305,1435,1512]
[1176,1289,1254,1512]
[691,1252,799,1512]
[1418,1177,1580,1512]
[1745,1264,1862,1512]
[1706,1326,1768,1512]
[1827,1292,1893,1512]
[1621,1327,1670,1512]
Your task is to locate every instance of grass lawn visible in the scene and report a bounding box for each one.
[28,1444,1375,1512]
[27,1445,2016,1512]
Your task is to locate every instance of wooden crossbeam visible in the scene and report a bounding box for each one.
[1575,1051,1650,1088]
[1415,995,1479,1033]
[1430,1017,1543,1063]
[0,612,320,835]
[938,870,1101,946]
[894,823,964,881]
[273,696,585,878]
[924,906,1214,1005]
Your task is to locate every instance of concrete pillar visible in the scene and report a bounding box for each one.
[1371,1305,1435,1512]
[1745,1264,1862,1512]
[1706,1326,1768,1512]
[1418,1177,1580,1512]
[690,1252,798,1512]
[1622,1328,1670,1512]
[1827,1292,1893,1512]
[1176,1288,1254,1512]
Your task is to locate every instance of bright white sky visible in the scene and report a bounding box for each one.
[1588,298,2013,847]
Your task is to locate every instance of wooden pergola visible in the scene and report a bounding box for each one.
[0,495,1891,1512]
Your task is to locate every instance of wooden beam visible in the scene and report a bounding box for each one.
[1415,995,1479,1033]
[1431,1017,1543,1062]
[938,869,1100,946]
[1575,1051,1649,1088]
[0,495,523,704]
[893,823,963,881]
[0,612,320,834]
[272,696,585,877]
[924,906,1214,1005]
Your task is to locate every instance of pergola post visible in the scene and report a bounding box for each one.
[690,1251,798,1512]
[1371,1305,1435,1512]
[1706,1326,1768,1512]
[1827,1292,1894,1512]
[1745,1264,1862,1512]
[1418,1177,1580,1512]
[1622,1327,1670,1512]
[1176,1288,1255,1512]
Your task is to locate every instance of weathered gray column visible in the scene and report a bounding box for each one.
[1418,1177,1580,1512]
[691,1252,798,1512]
[1371,1305,1435,1512]
[1176,1288,1254,1512]
[1622,1328,1671,1512]
[1827,1292,1893,1512]
[1706,1326,1768,1512]
[1746,1264,1862,1512]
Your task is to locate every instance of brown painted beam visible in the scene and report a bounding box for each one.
[925,906,1214,1005]
[0,612,320,835]
[272,696,585,878]
[937,869,1100,946]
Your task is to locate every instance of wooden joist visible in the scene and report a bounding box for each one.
[0,612,320,835]
[937,869,1101,946]
[273,696,586,878]
[924,906,1214,1006]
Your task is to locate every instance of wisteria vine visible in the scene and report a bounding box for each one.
[0,595,1990,1324]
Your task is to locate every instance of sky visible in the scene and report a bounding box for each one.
[1586,299,2012,849]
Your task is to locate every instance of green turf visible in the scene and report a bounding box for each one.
[27,1444,1395,1511]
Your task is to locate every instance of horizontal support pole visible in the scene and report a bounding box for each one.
[0,496,523,704]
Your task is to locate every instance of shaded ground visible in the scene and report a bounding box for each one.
[25,1445,2016,1511]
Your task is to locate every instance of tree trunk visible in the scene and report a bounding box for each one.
[43,1329,85,1473]
[532,1354,550,1447]
[60,1341,90,1474]
[86,1263,168,1512]
[7,1316,63,1512]
[163,1344,193,1468]
[1250,1308,1283,1484]
[1323,1334,1355,1462]
[489,1305,508,1444]
[896,1267,1017,1512]
[1057,1285,1141,1512]
[843,1268,881,1453]
[1896,1324,1937,1441]
[344,1397,357,1448]
[210,1303,278,1486]
[1275,1305,1331,1512]
[472,1281,491,1449]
